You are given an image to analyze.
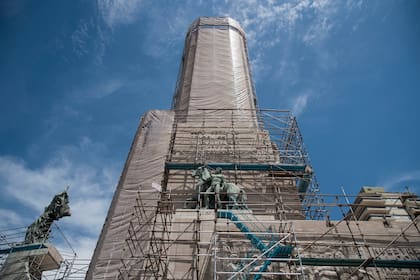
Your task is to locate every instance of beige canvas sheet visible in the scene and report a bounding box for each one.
[86,110,174,279]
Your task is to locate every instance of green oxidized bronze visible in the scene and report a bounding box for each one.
[24,189,71,244]
[186,166,247,209]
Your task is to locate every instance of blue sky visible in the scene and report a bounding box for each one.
[1,0,419,259]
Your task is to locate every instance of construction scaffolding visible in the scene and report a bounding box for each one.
[107,108,420,280]
[116,190,420,279]
[165,109,325,220]
[0,224,90,279]
[82,16,420,279]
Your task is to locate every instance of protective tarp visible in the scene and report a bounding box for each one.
[172,17,257,117]
[86,110,174,279]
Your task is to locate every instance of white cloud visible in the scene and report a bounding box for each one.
[0,141,117,274]
[211,0,365,80]
[68,16,109,64]
[86,79,126,99]
[214,0,313,48]
[380,170,420,193]
[70,236,98,260]
[69,79,126,101]
[291,92,310,116]
[139,3,190,59]
[302,0,336,45]
[71,20,91,58]
[0,208,25,228]
[98,0,144,29]
[0,136,120,278]
[0,157,67,210]
[64,198,110,235]
[0,137,118,238]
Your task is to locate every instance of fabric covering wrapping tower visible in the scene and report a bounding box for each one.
[88,17,313,279]
[87,16,309,280]
[172,17,257,114]
[86,16,420,280]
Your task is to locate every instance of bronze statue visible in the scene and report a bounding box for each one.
[24,189,71,244]
[185,166,212,208]
[220,182,247,209]
[205,167,224,209]
[187,166,247,209]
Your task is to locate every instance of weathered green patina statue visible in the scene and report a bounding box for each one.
[24,189,71,244]
[205,167,225,208]
[185,166,212,208]
[186,166,247,209]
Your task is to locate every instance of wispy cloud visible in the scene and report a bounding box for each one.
[97,0,145,29]
[212,0,364,79]
[71,0,146,64]
[379,170,420,193]
[291,92,310,116]
[0,208,25,228]
[214,0,326,48]
[0,137,118,236]
[71,19,92,58]
[139,3,191,59]
[83,79,126,99]
[302,1,336,45]
[66,236,98,260]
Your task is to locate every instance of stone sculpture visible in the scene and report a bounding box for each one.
[24,189,71,244]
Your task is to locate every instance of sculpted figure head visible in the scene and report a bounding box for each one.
[47,191,71,220]
[24,189,71,244]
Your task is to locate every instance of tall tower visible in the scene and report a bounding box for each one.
[87,17,318,279]
[87,16,420,280]
[172,17,257,113]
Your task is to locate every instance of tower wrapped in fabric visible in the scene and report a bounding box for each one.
[86,111,174,279]
[172,17,257,116]
[87,16,309,280]
[87,16,420,280]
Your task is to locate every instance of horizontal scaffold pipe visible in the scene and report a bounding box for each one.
[0,243,47,254]
[279,258,420,269]
[165,162,307,172]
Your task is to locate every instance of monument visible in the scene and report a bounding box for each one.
[0,190,71,280]
[87,17,420,280]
